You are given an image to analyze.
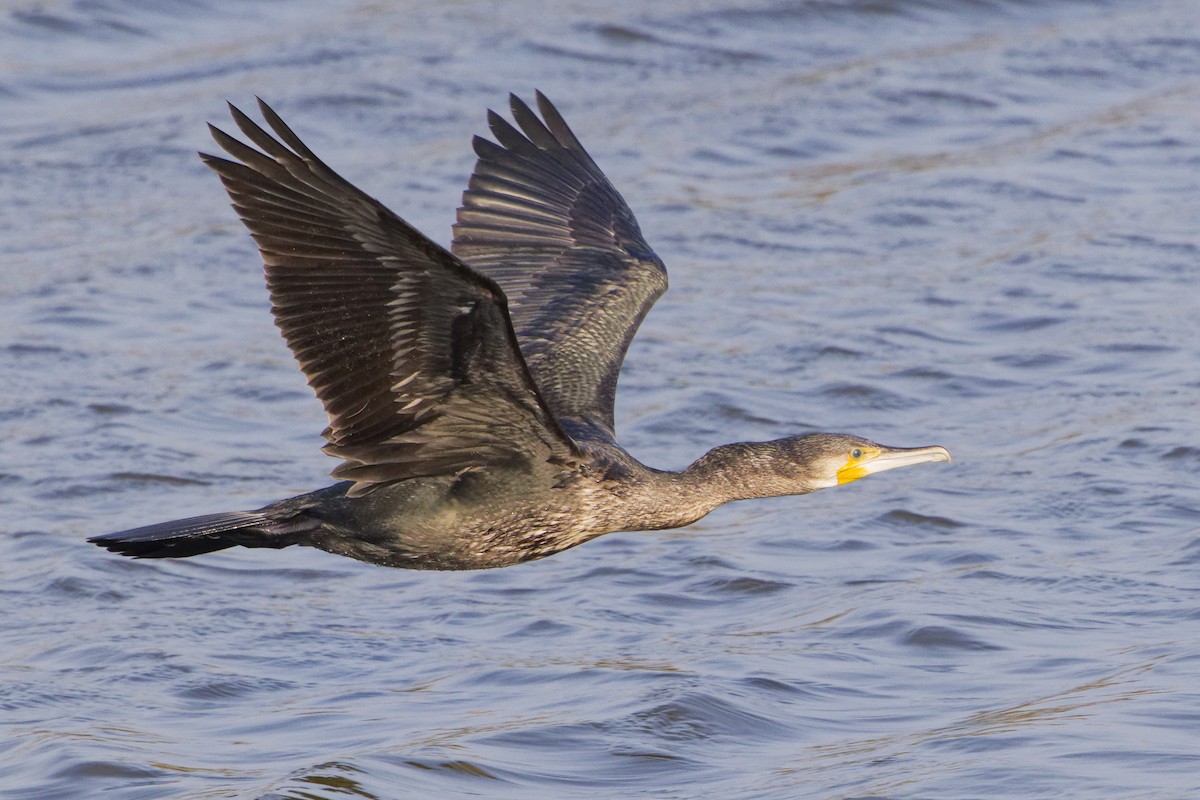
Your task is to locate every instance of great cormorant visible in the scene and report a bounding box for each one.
[90,93,950,570]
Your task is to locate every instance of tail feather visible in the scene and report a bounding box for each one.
[89,511,294,559]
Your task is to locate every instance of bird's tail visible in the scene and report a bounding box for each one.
[89,510,307,559]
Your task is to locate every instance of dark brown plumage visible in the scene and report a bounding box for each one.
[90,93,950,570]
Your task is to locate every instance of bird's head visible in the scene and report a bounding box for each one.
[689,432,951,501]
[777,432,952,492]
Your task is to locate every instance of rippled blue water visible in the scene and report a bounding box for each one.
[4,0,1200,797]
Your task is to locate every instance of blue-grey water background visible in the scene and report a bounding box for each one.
[4,0,1200,797]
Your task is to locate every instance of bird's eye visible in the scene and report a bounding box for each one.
[851,448,863,460]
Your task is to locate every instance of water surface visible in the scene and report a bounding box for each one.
[4,0,1200,797]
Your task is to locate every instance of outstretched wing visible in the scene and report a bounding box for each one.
[451,92,668,440]
[201,100,579,497]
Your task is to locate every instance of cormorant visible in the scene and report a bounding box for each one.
[90,93,950,570]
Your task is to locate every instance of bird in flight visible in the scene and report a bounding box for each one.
[90,93,950,570]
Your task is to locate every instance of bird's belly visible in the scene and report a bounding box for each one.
[303,475,617,570]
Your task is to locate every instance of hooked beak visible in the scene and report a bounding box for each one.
[837,444,952,485]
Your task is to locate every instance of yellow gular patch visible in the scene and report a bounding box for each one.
[835,448,879,485]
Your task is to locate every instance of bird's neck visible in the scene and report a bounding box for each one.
[632,442,811,530]
[683,441,808,497]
